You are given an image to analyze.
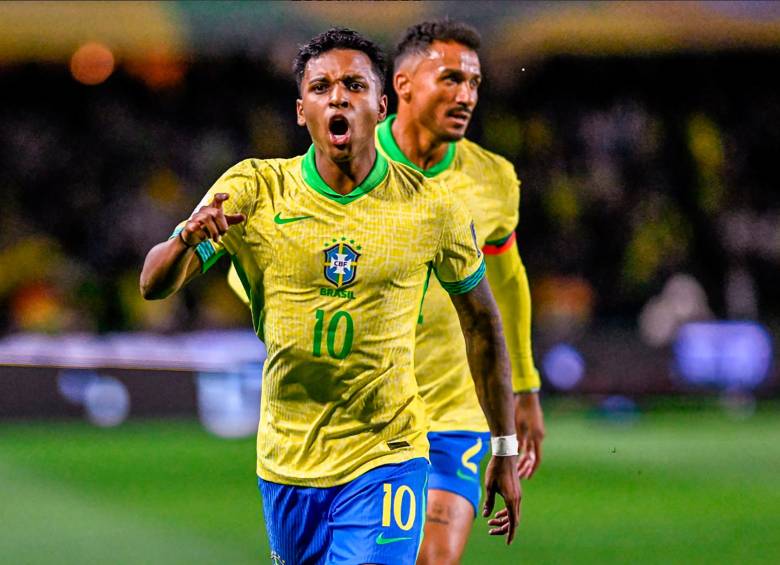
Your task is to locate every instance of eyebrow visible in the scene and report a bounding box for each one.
[307,72,370,85]
[440,67,482,78]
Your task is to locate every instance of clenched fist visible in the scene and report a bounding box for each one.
[181,193,245,246]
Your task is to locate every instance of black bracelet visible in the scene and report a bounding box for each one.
[179,230,195,248]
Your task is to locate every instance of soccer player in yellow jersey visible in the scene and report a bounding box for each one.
[140,29,520,564]
[377,20,547,563]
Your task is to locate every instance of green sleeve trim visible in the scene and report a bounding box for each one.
[301,144,388,204]
[169,227,224,273]
[485,230,516,247]
[436,259,485,295]
[376,115,455,178]
[194,240,225,273]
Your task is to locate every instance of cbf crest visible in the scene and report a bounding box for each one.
[323,238,362,288]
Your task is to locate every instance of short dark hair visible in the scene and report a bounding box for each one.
[293,27,387,93]
[394,19,481,69]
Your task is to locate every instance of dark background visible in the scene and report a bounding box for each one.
[1,1,779,402]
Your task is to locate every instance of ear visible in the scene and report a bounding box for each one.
[394,71,412,103]
[377,93,388,122]
[296,98,305,127]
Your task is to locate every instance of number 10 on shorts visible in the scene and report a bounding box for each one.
[382,483,416,530]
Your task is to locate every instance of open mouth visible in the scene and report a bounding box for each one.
[328,115,351,147]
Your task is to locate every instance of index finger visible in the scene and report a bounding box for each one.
[506,496,520,545]
[482,484,496,518]
[210,193,229,209]
[530,439,542,476]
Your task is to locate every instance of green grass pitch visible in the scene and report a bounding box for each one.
[1,405,779,564]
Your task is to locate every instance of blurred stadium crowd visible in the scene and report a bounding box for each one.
[0,47,778,393]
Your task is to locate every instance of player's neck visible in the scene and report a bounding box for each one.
[391,113,449,172]
[314,145,378,195]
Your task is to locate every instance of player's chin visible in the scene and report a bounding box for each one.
[439,125,468,142]
[327,143,353,162]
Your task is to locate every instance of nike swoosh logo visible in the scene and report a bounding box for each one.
[456,468,477,483]
[375,533,413,545]
[274,212,312,225]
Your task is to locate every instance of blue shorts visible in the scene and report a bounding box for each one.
[427,431,491,516]
[258,457,429,565]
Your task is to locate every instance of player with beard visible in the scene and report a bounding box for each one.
[374,20,546,563]
[140,28,520,564]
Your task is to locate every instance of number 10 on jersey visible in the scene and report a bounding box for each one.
[312,309,354,359]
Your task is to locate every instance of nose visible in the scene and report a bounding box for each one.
[329,83,349,109]
[455,82,477,108]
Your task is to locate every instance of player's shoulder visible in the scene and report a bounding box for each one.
[384,158,450,200]
[212,156,305,213]
[381,160,460,227]
[385,157,426,186]
[456,138,518,185]
[223,155,304,182]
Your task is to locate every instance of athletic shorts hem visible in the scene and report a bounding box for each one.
[426,476,481,518]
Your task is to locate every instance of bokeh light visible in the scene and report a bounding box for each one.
[674,321,773,390]
[70,42,115,85]
[84,376,130,427]
[57,370,131,427]
[598,395,640,424]
[124,50,186,90]
[639,273,712,347]
[57,369,97,405]
[542,343,586,391]
[197,365,262,438]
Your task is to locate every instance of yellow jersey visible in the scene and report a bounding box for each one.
[376,115,536,432]
[175,145,484,486]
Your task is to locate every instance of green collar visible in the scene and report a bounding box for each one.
[301,144,388,205]
[376,114,456,178]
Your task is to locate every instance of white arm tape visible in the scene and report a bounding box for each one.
[491,434,519,456]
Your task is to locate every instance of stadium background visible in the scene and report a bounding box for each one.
[1,1,779,563]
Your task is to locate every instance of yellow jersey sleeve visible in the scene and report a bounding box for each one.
[171,159,259,272]
[484,160,520,249]
[485,240,541,392]
[481,160,540,392]
[432,189,486,294]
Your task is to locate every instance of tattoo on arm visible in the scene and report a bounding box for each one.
[450,278,515,437]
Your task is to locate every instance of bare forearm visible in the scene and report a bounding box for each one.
[463,311,515,436]
[452,281,515,437]
[139,237,198,299]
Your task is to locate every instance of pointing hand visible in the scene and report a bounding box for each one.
[181,193,246,246]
